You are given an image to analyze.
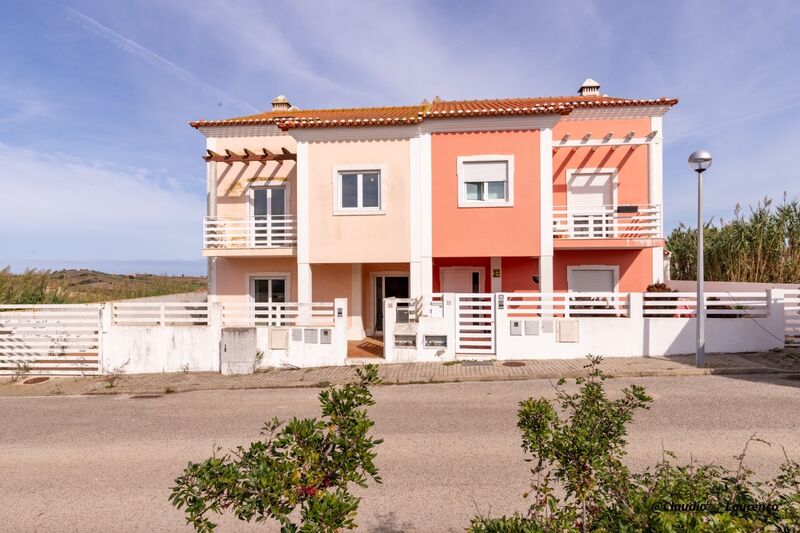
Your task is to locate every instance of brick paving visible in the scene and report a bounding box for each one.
[1,348,799,398]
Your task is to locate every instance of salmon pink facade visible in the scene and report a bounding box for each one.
[191,81,677,347]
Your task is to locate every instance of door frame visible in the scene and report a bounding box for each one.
[566,265,620,293]
[247,272,292,303]
[565,168,618,210]
[368,271,409,336]
[248,183,291,218]
[439,266,486,294]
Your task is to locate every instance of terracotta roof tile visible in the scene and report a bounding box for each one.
[190,94,677,129]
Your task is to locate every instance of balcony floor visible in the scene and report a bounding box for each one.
[553,237,665,250]
[202,247,297,257]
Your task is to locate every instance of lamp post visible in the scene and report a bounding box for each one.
[688,150,712,367]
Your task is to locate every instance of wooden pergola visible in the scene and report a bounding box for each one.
[202,148,296,163]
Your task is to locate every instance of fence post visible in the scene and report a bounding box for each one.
[334,298,348,364]
[209,302,223,372]
[768,289,786,349]
[383,297,396,363]
[628,292,643,319]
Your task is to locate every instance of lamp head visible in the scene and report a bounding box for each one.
[688,149,712,173]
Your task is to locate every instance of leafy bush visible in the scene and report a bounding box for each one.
[169,365,382,532]
[667,196,800,283]
[469,356,800,532]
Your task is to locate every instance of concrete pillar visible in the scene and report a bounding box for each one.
[539,126,554,295]
[297,262,312,304]
[539,255,553,294]
[333,297,349,364]
[490,256,502,292]
[349,264,365,339]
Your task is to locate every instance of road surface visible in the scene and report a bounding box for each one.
[1,373,798,532]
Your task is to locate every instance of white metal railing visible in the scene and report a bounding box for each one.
[505,292,629,318]
[204,215,296,249]
[553,204,661,239]
[783,290,800,343]
[111,302,209,326]
[221,302,335,327]
[643,292,769,318]
[0,304,101,375]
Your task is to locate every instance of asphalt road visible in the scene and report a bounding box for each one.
[1,373,799,532]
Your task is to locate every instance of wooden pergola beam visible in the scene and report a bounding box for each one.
[202,147,297,163]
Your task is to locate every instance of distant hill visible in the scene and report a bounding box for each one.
[0,267,206,304]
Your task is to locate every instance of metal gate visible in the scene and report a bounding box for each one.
[786,290,800,345]
[0,305,102,376]
[455,294,495,354]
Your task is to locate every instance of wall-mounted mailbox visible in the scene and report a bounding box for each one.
[304,328,318,344]
[524,320,540,336]
[424,335,447,348]
[396,309,410,323]
[320,329,331,344]
[542,320,554,334]
[270,328,289,349]
[556,320,580,343]
[395,335,416,348]
[291,328,302,341]
[510,320,521,336]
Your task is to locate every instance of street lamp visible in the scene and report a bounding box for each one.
[688,149,712,367]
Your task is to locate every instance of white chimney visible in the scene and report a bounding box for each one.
[578,78,601,96]
[271,95,291,112]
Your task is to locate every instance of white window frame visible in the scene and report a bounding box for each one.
[248,183,291,218]
[247,273,292,303]
[332,164,387,215]
[457,155,515,208]
[565,168,619,211]
[566,265,620,293]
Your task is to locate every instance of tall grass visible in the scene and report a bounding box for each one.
[667,196,800,282]
[0,267,206,304]
[0,268,70,304]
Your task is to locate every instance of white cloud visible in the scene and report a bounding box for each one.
[0,143,203,260]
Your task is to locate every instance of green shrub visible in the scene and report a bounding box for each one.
[169,365,382,532]
[667,196,800,283]
[469,356,800,532]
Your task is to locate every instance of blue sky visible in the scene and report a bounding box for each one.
[1,0,799,274]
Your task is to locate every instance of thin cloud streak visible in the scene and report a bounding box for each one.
[64,6,259,114]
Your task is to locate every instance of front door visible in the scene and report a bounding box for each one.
[441,268,483,293]
[374,275,409,334]
[253,187,287,246]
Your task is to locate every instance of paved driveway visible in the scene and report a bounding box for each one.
[1,373,799,532]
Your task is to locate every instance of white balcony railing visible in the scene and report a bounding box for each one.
[203,215,296,249]
[553,204,661,239]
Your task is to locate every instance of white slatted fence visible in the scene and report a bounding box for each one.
[0,305,101,375]
[505,292,629,318]
[112,302,209,326]
[643,292,769,318]
[222,302,335,327]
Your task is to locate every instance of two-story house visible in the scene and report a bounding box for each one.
[190,80,677,345]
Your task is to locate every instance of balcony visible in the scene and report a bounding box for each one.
[203,215,296,256]
[552,204,662,248]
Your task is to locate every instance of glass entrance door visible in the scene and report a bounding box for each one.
[253,187,287,246]
[374,275,409,334]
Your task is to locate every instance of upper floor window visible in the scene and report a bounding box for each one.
[457,155,514,207]
[333,165,386,215]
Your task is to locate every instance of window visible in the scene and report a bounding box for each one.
[336,170,382,212]
[457,156,514,207]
